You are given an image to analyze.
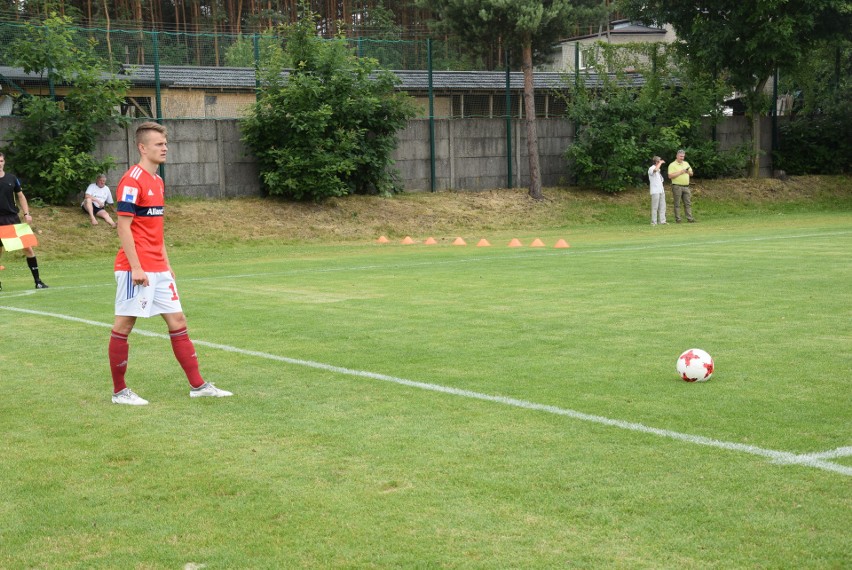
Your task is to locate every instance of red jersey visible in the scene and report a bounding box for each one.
[114,164,168,272]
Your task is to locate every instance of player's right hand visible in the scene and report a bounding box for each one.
[132,268,149,287]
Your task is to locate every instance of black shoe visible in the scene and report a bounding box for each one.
[687,219,696,223]
[35,281,48,289]
[0,281,3,291]
[675,219,682,223]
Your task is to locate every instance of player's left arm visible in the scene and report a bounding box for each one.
[16,190,32,223]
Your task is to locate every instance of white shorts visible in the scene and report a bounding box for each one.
[114,270,184,317]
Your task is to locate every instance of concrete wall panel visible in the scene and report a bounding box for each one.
[0,115,774,197]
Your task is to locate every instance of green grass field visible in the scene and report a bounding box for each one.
[1,210,850,568]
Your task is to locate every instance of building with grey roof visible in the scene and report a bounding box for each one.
[1,63,643,120]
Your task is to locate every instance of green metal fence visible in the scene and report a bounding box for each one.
[0,21,527,120]
[0,21,554,191]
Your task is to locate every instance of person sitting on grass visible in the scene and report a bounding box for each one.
[81,174,116,228]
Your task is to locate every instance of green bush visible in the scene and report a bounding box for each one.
[775,103,852,175]
[224,33,287,68]
[563,43,748,192]
[240,5,416,201]
[774,42,851,175]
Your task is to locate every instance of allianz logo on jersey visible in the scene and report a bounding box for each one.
[144,206,164,216]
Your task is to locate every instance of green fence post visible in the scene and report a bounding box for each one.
[427,38,436,193]
[834,46,841,92]
[574,42,579,88]
[771,68,778,155]
[253,32,260,98]
[505,51,513,189]
[153,30,162,123]
[152,30,164,178]
[574,42,580,155]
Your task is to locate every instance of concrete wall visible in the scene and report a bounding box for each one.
[392,118,574,191]
[0,118,260,199]
[0,116,770,198]
[713,115,774,177]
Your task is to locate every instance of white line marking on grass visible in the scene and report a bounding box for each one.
[773,446,852,463]
[809,446,852,459]
[2,305,851,478]
[0,290,37,299]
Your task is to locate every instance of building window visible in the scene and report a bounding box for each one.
[452,95,464,118]
[547,95,567,117]
[463,94,490,118]
[122,97,152,118]
[580,45,598,70]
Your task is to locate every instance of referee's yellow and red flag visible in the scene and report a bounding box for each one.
[0,223,38,251]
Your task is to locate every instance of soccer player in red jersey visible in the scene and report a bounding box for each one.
[109,122,232,405]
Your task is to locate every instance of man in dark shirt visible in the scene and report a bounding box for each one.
[0,152,48,291]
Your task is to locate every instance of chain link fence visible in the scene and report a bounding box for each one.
[4,22,776,190]
[0,22,560,120]
[0,21,602,192]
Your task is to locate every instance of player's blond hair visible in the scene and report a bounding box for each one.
[135,121,167,145]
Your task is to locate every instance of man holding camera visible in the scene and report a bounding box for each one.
[668,149,695,223]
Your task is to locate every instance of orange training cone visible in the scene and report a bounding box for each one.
[508,238,523,247]
[554,239,570,249]
[452,237,467,246]
[530,238,545,247]
[476,238,491,247]
[401,236,415,245]
[377,236,389,244]
[424,237,437,245]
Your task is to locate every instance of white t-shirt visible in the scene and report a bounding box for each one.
[648,165,664,195]
[83,183,114,207]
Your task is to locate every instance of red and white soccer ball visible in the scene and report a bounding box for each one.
[677,348,714,382]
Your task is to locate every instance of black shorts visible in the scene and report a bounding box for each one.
[0,213,22,247]
[0,213,21,226]
[82,204,105,214]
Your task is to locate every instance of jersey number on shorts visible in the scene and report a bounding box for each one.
[169,282,179,301]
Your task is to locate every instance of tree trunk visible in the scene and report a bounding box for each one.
[751,111,761,178]
[749,75,770,178]
[102,0,112,65]
[521,40,543,200]
[213,1,220,67]
[134,0,144,64]
[236,0,244,34]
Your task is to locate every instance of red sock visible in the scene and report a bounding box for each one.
[109,330,129,393]
[169,327,205,388]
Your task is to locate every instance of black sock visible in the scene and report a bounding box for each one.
[27,256,41,283]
